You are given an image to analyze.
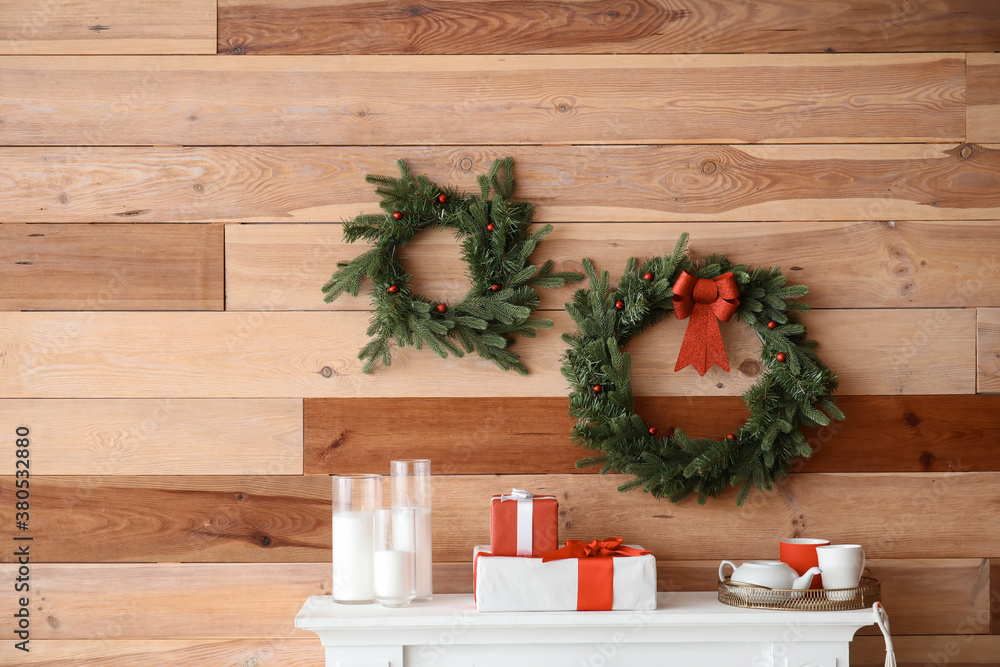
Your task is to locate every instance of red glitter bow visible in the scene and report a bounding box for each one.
[672,270,740,376]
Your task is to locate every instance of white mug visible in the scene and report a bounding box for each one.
[816,544,865,601]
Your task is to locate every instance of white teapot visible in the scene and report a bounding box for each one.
[719,560,821,590]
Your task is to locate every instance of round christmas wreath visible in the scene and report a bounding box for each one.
[323,157,581,374]
[561,233,844,505]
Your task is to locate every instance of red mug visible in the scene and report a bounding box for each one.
[780,538,829,589]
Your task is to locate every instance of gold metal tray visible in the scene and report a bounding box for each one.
[718,576,880,611]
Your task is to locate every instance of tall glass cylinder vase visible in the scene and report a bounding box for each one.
[331,474,381,604]
[390,459,432,601]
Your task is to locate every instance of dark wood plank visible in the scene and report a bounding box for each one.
[0,476,331,563]
[852,636,1000,667]
[217,0,1000,55]
[0,224,223,311]
[304,395,1000,475]
[4,144,997,223]
[305,397,579,476]
[0,55,964,145]
[6,473,1000,563]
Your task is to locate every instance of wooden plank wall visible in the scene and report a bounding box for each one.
[1,2,999,665]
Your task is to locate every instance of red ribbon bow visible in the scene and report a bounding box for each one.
[542,537,651,563]
[542,538,652,611]
[671,270,740,376]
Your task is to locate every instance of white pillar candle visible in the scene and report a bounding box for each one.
[332,510,374,602]
[413,507,433,599]
[393,506,433,599]
[373,549,415,606]
[391,507,416,549]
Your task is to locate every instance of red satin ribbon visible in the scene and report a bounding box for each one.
[671,270,740,376]
[542,538,653,611]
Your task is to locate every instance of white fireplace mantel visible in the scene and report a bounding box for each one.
[295,592,878,667]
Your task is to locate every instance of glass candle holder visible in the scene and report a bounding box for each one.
[373,507,417,607]
[331,474,382,604]
[390,459,432,601]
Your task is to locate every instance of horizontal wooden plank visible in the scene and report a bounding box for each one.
[0,399,302,475]
[862,558,990,637]
[218,0,1000,55]
[852,636,1000,667]
[0,559,982,647]
[0,563,327,639]
[433,473,1000,561]
[228,221,1000,312]
[0,54,965,145]
[0,224,223,311]
[0,476,330,563]
[0,309,976,397]
[978,308,1000,393]
[5,144,999,223]
[968,53,1000,143]
[7,639,323,666]
[666,559,990,638]
[5,473,999,563]
[0,0,216,55]
[304,395,1000,475]
[440,558,988,636]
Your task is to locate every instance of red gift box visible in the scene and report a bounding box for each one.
[489,489,558,557]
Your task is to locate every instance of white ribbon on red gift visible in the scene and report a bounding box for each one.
[500,488,534,556]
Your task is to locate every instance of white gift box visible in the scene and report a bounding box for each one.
[473,545,657,612]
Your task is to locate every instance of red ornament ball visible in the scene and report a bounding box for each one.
[648,426,657,436]
[392,211,402,220]
[767,320,777,329]
[615,300,624,310]
[437,194,447,204]
[776,352,787,362]
[486,223,495,231]
[726,433,736,441]
[490,284,500,292]
[435,303,447,314]
[643,272,654,281]
[388,284,399,294]
[593,384,603,393]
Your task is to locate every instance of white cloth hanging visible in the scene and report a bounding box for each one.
[872,601,897,667]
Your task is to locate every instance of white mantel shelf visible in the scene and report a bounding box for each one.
[296,592,878,667]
